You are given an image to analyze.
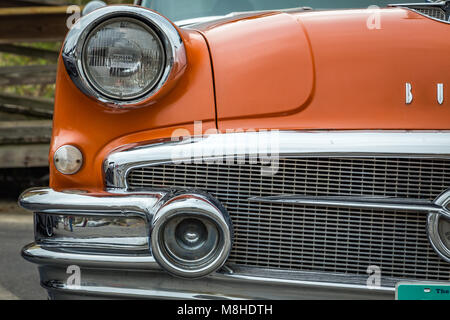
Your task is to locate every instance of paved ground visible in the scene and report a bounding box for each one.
[0,201,47,300]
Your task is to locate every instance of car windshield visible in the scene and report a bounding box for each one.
[141,0,408,23]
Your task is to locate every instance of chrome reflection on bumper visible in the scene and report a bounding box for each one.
[19,188,164,269]
[19,188,165,218]
[35,214,149,251]
[23,243,394,299]
[22,243,159,270]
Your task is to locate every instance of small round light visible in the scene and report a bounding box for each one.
[151,194,232,278]
[82,17,165,101]
[54,145,83,175]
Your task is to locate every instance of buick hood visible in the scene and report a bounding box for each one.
[190,7,450,130]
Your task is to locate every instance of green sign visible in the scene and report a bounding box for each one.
[396,282,450,300]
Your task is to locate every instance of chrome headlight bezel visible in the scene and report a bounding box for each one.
[150,193,233,279]
[62,5,186,107]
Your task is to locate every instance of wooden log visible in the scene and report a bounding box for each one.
[0,44,59,61]
[0,6,76,43]
[0,5,75,15]
[0,111,44,121]
[0,0,70,7]
[0,144,49,168]
[0,65,57,86]
[28,0,71,5]
[0,1,34,7]
[0,93,53,118]
[0,120,52,144]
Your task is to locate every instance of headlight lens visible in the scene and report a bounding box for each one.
[83,17,165,100]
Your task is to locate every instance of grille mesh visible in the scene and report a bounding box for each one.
[127,157,450,282]
[415,7,446,21]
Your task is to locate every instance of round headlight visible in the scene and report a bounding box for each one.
[83,18,165,100]
[151,193,233,279]
[62,6,186,106]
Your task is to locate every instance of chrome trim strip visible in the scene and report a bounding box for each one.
[35,214,150,251]
[250,193,450,219]
[219,266,412,290]
[43,281,241,300]
[391,2,446,7]
[62,5,186,107]
[214,273,394,293]
[22,243,159,270]
[104,131,450,189]
[39,267,395,300]
[19,187,165,220]
[174,7,312,27]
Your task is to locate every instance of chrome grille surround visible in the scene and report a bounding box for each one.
[415,7,446,21]
[390,2,450,24]
[105,131,450,287]
[127,157,450,201]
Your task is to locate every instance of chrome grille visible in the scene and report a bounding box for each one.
[127,157,450,282]
[415,7,446,21]
[229,203,450,281]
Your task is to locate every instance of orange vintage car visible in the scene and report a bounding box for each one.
[18,0,450,300]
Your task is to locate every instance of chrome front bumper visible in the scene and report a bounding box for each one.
[33,255,394,300]
[23,244,394,300]
[21,131,450,299]
[20,187,394,299]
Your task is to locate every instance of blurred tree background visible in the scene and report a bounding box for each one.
[0,1,133,197]
[0,0,132,100]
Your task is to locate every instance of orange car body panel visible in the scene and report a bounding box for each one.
[50,28,216,191]
[196,12,315,119]
[197,8,450,131]
[50,7,450,191]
